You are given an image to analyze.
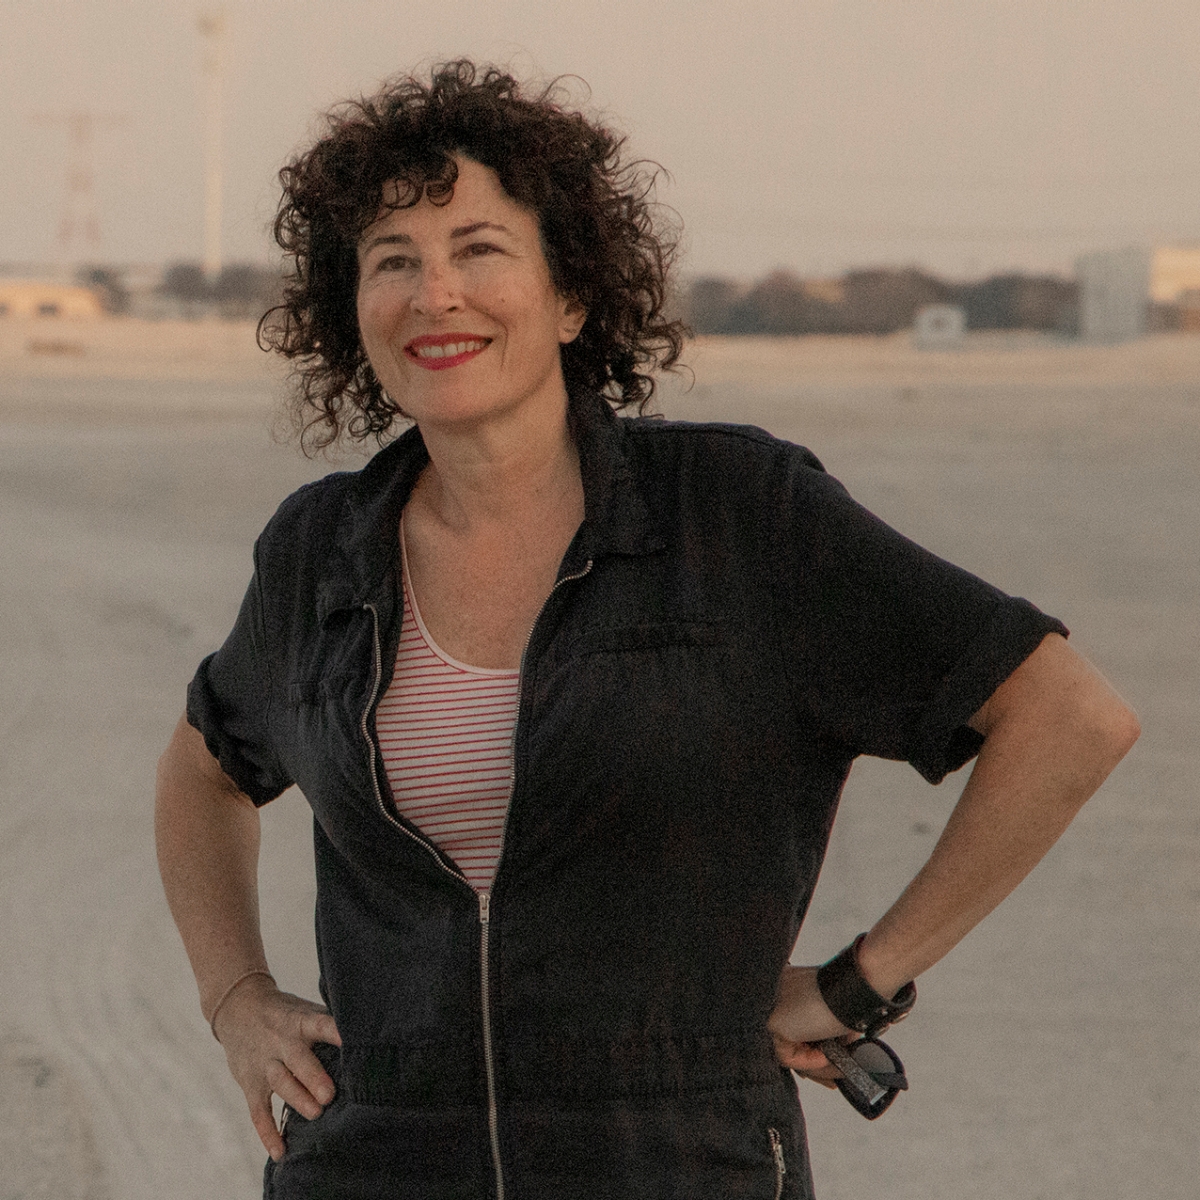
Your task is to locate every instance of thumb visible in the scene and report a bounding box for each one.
[775,1039,832,1073]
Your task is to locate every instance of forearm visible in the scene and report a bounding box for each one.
[155,714,270,1021]
[857,635,1139,999]
[771,638,1138,1068]
[156,717,340,1156]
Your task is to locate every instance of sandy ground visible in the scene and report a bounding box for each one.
[0,317,277,385]
[5,313,1200,394]
[1,319,1198,1199]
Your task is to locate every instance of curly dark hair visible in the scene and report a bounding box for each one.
[259,59,686,450]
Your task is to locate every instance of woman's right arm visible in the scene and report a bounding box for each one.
[155,714,340,1161]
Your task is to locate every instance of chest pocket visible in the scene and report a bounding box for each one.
[571,619,728,656]
[285,673,370,712]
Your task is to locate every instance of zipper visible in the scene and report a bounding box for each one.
[360,602,471,886]
[768,1126,786,1200]
[362,600,500,1188]
[478,890,503,1199]
[361,559,593,1200]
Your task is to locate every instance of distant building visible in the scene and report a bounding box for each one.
[0,280,105,319]
[1150,247,1200,304]
[1075,249,1151,343]
[1151,247,1200,332]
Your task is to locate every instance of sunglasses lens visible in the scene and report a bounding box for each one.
[851,1042,896,1075]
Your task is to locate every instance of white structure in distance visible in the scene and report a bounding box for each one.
[1076,248,1151,344]
[197,11,227,282]
[912,304,966,350]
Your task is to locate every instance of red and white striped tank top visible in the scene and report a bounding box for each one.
[375,529,520,891]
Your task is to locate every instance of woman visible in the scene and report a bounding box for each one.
[155,61,1139,1199]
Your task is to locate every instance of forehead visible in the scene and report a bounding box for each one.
[360,158,535,243]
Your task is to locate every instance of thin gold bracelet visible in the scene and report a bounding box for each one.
[208,968,274,1042]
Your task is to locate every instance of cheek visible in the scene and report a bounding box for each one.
[356,288,378,336]
[357,289,402,348]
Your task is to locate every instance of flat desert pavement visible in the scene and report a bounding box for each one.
[1,320,1197,1200]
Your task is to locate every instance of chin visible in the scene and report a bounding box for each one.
[404,377,563,431]
[407,393,519,430]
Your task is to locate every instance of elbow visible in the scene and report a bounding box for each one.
[976,637,1140,809]
[1058,638,1141,773]
[1104,700,1141,766]
[1074,691,1140,785]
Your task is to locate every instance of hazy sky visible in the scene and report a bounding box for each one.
[2,0,1198,279]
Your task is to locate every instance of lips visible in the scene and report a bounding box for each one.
[404,333,492,371]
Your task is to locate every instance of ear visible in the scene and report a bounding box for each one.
[557,296,587,345]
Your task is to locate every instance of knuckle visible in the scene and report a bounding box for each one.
[264,1059,290,1089]
[303,1010,331,1036]
[291,1052,322,1082]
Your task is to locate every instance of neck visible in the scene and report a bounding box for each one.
[411,386,582,536]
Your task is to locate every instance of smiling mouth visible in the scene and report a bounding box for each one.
[404,335,492,370]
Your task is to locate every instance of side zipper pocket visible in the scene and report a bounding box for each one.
[768,1126,786,1200]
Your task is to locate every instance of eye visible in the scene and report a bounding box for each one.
[461,241,502,259]
[375,253,416,272]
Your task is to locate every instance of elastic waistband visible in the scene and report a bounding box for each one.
[322,1026,781,1107]
[505,1026,782,1102]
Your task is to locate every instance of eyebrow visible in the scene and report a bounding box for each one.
[360,221,512,254]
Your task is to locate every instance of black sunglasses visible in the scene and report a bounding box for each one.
[817,1036,908,1119]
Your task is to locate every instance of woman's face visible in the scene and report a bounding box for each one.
[356,157,585,432]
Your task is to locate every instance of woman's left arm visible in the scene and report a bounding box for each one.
[770,632,1140,1075]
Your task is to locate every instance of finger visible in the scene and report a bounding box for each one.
[248,1090,285,1161]
[775,1041,832,1073]
[266,1059,326,1122]
[285,1044,337,1108]
[794,1074,839,1090]
[299,1009,342,1048]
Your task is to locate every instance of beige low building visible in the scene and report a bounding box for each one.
[1151,247,1200,332]
[1151,247,1200,304]
[0,280,105,319]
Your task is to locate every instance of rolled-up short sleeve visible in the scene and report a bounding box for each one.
[778,458,1067,783]
[186,543,294,806]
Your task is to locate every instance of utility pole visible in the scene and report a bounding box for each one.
[197,10,227,281]
[31,111,127,268]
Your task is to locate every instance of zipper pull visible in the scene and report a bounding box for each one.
[478,890,490,924]
[769,1127,786,1200]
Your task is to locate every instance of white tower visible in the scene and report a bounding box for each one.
[197,11,228,281]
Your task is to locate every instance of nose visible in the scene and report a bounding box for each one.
[411,259,461,316]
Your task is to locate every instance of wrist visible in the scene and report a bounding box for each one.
[206,967,275,1041]
[816,934,915,1037]
[854,932,913,1003]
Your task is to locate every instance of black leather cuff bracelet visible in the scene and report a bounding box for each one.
[816,934,916,1037]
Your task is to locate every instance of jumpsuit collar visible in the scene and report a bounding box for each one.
[313,394,662,624]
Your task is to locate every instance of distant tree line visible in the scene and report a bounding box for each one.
[159,262,285,318]
[71,260,1106,335]
[683,269,1079,336]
